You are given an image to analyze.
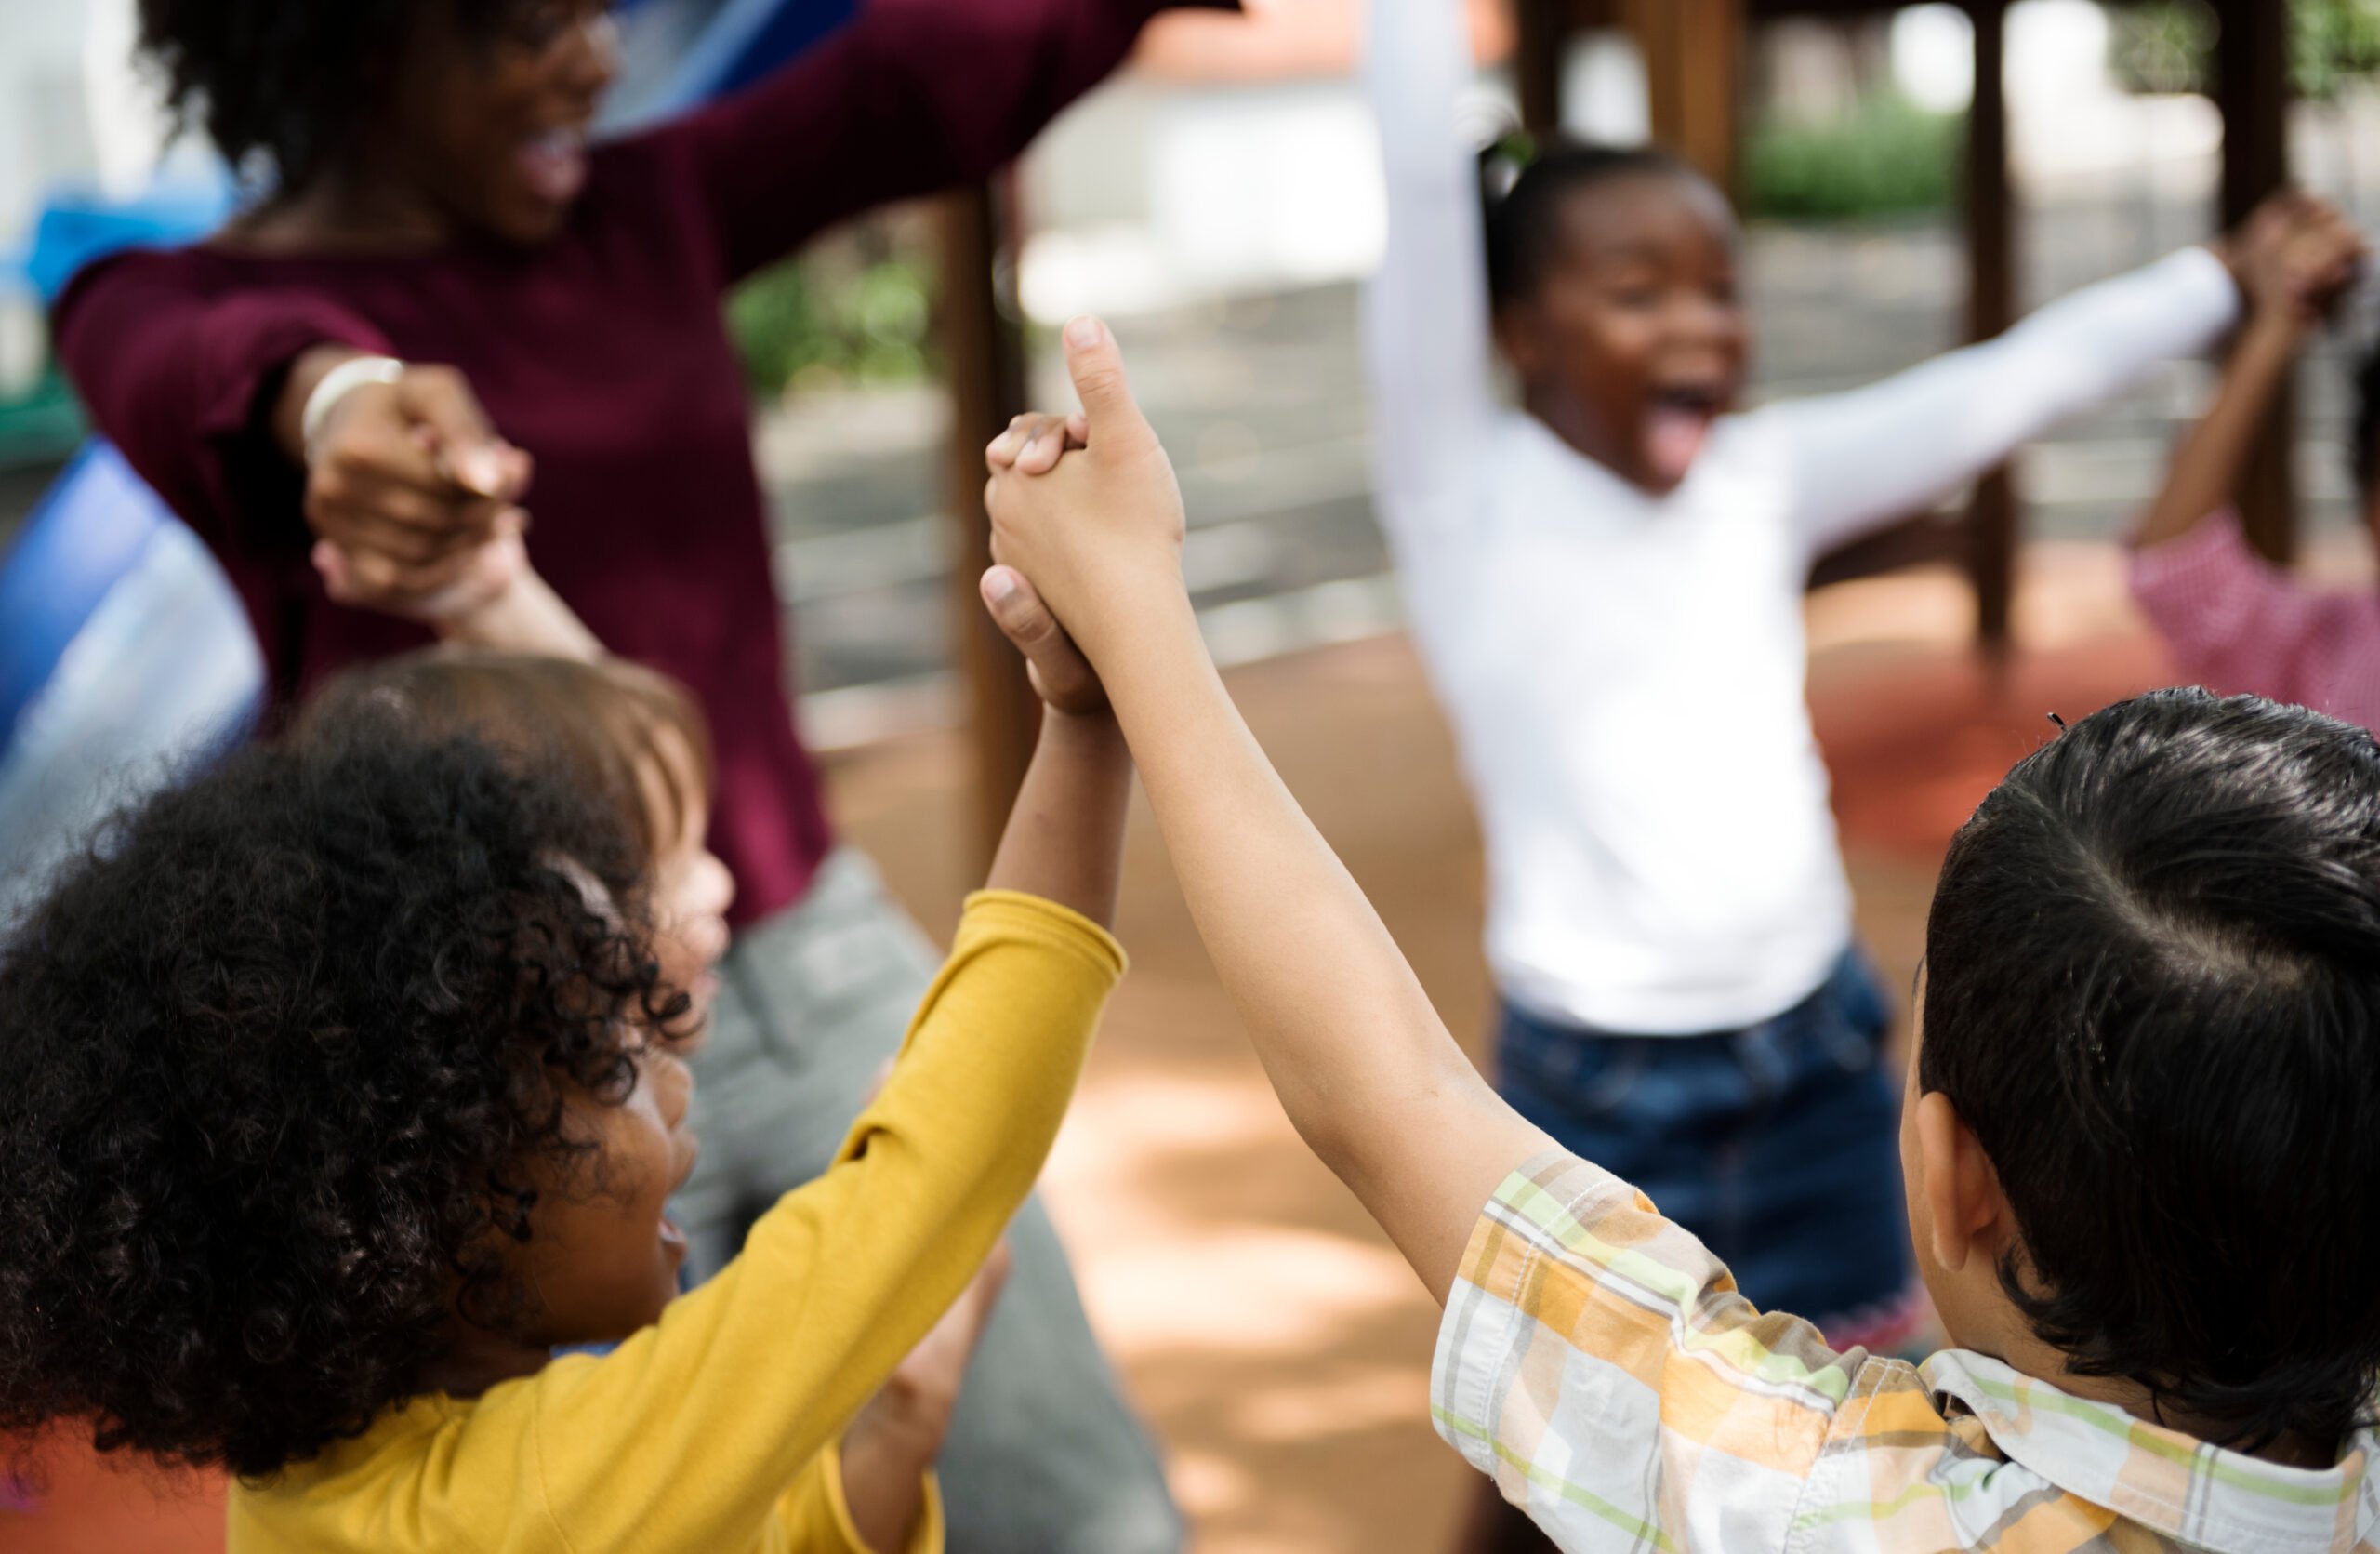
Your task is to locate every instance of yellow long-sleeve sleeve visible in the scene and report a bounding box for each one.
[228,891,1123,1553]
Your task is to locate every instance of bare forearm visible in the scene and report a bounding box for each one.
[984,711,1132,928]
[439,569,605,661]
[836,1420,935,1554]
[2135,312,2305,551]
[1089,592,1547,1300]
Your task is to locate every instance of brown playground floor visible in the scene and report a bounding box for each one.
[4,547,2218,1553]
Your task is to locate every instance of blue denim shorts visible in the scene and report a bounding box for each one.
[1496,950,1914,1330]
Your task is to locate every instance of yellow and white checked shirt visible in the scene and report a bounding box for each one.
[1435,1152,2380,1552]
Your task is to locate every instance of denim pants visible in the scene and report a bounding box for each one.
[1496,950,1913,1328]
[671,849,1182,1554]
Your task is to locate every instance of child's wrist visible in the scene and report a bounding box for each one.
[846,1386,952,1466]
[837,1408,941,1554]
[433,574,522,644]
[1069,564,1191,657]
[2241,304,2311,352]
[1038,703,1127,757]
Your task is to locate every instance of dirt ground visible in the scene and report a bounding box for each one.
[5,549,2195,1553]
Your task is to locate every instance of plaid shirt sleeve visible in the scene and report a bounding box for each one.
[1432,1151,1878,1553]
[1435,1152,2380,1554]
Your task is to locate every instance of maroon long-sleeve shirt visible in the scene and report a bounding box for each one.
[56,0,1217,929]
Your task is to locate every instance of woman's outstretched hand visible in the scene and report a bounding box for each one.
[282,349,535,613]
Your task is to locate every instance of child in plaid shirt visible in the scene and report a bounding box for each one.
[983,319,2380,1552]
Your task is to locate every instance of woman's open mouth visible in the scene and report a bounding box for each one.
[515,128,589,206]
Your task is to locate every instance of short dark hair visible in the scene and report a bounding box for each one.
[0,707,683,1478]
[1479,137,1695,308]
[136,0,522,193]
[1921,688,2380,1451]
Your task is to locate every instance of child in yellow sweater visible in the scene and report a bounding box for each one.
[0,554,1130,1553]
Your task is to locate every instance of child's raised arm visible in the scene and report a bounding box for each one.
[1359,0,1501,541]
[985,321,1554,1303]
[978,569,1132,928]
[1757,200,2336,561]
[2134,193,2365,552]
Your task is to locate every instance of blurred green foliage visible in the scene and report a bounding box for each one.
[2109,0,2216,94]
[1742,93,1964,221]
[2294,0,2380,100]
[2112,0,2380,101]
[727,231,938,398]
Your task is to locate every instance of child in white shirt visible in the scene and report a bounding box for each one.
[1359,0,2262,1367]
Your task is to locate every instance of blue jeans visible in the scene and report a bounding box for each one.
[1496,950,1912,1327]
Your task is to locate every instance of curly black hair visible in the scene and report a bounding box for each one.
[0,707,682,1479]
[136,0,530,193]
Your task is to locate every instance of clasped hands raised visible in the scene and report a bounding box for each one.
[973,316,1191,706]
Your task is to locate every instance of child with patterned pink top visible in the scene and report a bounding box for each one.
[2131,193,2376,724]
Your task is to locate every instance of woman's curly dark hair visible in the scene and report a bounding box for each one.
[136,0,527,193]
[0,707,682,1479]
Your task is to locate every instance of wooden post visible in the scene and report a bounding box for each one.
[937,182,1040,869]
[1626,0,1744,190]
[1514,0,1569,133]
[2214,0,2295,564]
[1964,0,2017,651]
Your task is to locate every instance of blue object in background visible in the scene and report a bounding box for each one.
[0,442,260,921]
[0,443,169,749]
[21,176,236,304]
[672,0,855,100]
[607,0,856,126]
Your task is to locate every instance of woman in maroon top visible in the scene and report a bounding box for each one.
[55,1,1208,1547]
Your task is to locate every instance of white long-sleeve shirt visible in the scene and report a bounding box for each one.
[1361,0,2243,1033]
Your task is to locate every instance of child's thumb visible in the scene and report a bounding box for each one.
[983,564,1051,642]
[1063,316,1154,451]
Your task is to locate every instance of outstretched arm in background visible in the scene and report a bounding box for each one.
[985,322,1553,1303]
[2133,193,2364,551]
[1357,0,1501,547]
[1756,199,2319,559]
